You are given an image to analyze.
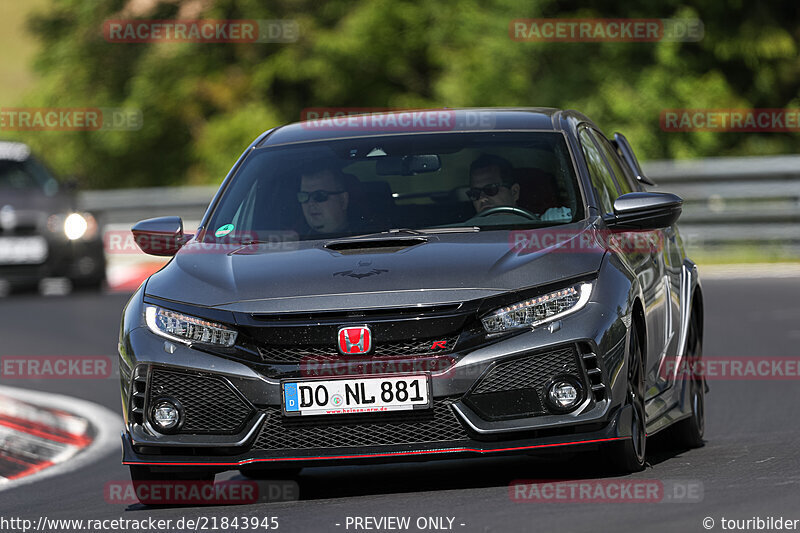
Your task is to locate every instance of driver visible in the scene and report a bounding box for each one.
[467,154,520,214]
[298,168,350,234]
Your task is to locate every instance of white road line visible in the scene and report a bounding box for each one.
[0,385,123,492]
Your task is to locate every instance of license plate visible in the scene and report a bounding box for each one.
[282,374,431,416]
[0,236,48,265]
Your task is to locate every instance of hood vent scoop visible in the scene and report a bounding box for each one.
[324,237,427,254]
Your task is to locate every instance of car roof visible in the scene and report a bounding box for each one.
[257,107,597,146]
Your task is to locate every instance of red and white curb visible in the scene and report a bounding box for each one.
[106,260,166,292]
[103,222,181,293]
[0,386,122,490]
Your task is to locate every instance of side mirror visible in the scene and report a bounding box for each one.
[131,216,190,256]
[608,192,682,230]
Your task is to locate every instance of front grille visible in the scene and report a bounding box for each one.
[257,335,460,363]
[472,346,579,394]
[252,398,469,450]
[147,369,254,434]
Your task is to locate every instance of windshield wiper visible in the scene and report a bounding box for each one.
[340,227,481,240]
[382,228,427,236]
[415,226,482,234]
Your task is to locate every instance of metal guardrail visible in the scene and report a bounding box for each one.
[79,186,218,227]
[645,156,800,248]
[78,155,800,250]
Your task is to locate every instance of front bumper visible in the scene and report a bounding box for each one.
[119,298,631,471]
[121,403,636,470]
[0,235,105,286]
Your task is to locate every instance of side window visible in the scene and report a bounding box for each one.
[579,128,617,215]
[612,142,641,192]
[230,180,258,232]
[590,130,634,195]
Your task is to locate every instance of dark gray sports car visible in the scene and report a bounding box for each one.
[118,108,705,493]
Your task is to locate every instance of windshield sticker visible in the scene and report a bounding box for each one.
[215,223,235,237]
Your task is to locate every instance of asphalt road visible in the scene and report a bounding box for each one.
[1,278,799,533]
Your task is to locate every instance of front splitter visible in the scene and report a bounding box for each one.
[121,405,634,470]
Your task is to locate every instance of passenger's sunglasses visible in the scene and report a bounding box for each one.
[466,182,509,201]
[297,190,346,204]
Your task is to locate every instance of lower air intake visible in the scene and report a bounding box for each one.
[147,369,254,434]
[465,346,583,420]
[253,398,468,450]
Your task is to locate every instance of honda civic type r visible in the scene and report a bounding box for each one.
[118,108,705,486]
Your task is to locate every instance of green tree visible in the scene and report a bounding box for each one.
[17,0,800,188]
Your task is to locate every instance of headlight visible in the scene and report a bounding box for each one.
[481,282,593,333]
[64,213,88,240]
[48,212,98,240]
[145,306,238,347]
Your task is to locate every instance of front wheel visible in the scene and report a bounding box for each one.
[603,322,646,473]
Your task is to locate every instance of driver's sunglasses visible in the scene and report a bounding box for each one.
[297,190,346,204]
[466,182,510,201]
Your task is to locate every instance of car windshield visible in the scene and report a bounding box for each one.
[203,131,584,242]
[0,158,60,194]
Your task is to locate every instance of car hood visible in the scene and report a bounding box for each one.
[144,221,606,313]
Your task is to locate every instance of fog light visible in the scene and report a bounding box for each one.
[546,377,583,412]
[151,398,182,432]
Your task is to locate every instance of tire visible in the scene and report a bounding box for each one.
[670,312,705,449]
[129,466,214,505]
[238,466,301,480]
[603,322,647,473]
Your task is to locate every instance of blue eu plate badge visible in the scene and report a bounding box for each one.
[284,382,299,412]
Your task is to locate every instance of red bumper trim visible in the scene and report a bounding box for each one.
[123,436,628,467]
